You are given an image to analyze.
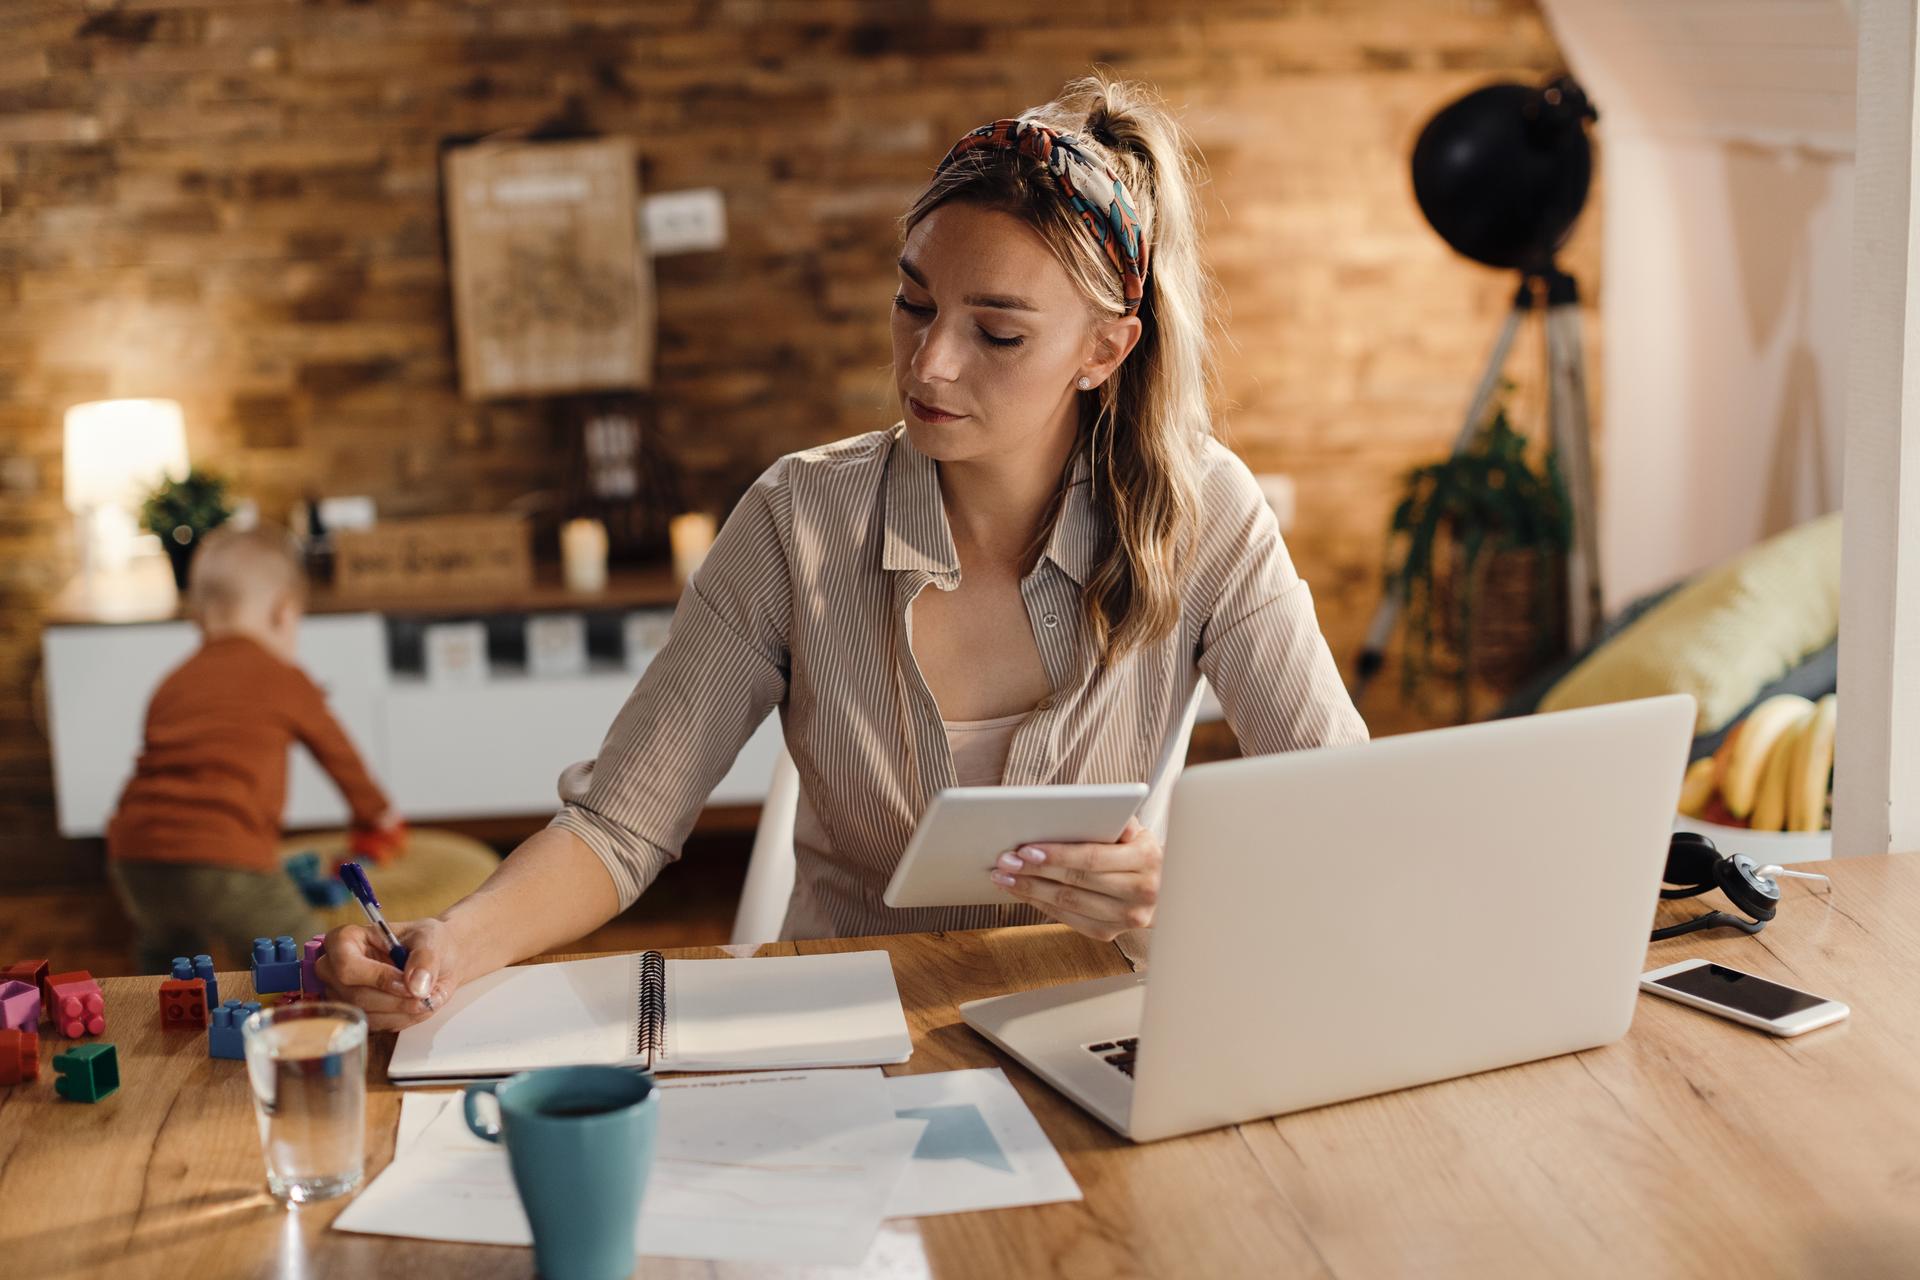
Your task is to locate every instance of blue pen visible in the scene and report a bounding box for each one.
[338,860,431,1009]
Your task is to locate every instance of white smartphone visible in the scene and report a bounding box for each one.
[1640,958,1849,1036]
[884,783,1148,909]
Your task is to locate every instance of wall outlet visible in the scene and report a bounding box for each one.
[643,188,727,256]
[1254,472,1297,534]
[0,455,39,494]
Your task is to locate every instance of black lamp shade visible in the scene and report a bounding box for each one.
[1411,77,1598,273]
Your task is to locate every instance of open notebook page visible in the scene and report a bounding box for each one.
[388,954,636,1081]
[661,951,911,1071]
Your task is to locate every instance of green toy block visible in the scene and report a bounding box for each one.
[52,1041,119,1102]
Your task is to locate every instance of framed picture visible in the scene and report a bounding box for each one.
[443,136,654,398]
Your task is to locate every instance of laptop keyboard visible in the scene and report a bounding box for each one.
[1083,1036,1139,1078]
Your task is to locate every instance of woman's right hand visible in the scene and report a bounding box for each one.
[315,918,462,1032]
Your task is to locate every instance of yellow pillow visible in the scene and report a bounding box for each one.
[1538,512,1840,734]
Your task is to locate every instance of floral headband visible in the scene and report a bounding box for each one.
[936,117,1149,316]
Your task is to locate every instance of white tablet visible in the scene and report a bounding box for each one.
[883,783,1150,910]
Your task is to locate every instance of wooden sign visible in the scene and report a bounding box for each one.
[331,515,532,597]
[443,137,654,398]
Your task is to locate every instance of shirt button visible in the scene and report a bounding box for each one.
[1036,697,1054,711]
[1042,613,1059,629]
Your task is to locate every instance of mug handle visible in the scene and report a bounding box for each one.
[463,1081,504,1144]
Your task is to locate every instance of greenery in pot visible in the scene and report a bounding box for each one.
[1384,390,1573,719]
[141,468,234,589]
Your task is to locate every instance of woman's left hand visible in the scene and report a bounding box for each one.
[989,817,1161,941]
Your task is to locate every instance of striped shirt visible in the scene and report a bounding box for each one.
[550,425,1368,938]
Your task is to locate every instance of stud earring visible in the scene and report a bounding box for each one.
[1077,376,1092,391]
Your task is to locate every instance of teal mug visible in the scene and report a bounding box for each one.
[464,1065,659,1280]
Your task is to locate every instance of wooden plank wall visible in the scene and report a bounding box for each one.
[0,0,1598,884]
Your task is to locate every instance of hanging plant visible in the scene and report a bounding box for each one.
[1385,390,1573,719]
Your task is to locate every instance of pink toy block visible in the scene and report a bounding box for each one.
[302,934,326,998]
[1,959,50,1010]
[0,1028,38,1084]
[0,979,39,1031]
[47,969,106,1038]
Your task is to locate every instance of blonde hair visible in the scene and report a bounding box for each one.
[186,525,307,625]
[904,73,1219,660]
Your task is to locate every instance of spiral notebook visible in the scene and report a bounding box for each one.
[387,950,913,1084]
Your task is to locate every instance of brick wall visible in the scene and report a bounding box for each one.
[0,1,1598,883]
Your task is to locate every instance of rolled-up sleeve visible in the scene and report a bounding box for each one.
[1196,450,1369,755]
[548,461,793,908]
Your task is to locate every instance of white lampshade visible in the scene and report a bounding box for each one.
[63,399,190,512]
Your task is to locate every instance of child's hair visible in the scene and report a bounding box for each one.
[186,525,307,625]
[903,73,1220,661]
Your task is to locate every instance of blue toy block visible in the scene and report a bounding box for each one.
[53,1041,119,1102]
[251,935,301,994]
[304,880,350,908]
[208,999,261,1060]
[286,853,350,907]
[173,954,219,1011]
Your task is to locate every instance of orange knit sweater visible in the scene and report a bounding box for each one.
[107,635,390,873]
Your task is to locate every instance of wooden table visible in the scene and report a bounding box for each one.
[4,856,1919,1278]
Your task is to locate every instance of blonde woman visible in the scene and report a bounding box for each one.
[322,76,1367,1029]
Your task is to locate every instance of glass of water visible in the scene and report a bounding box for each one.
[241,1002,368,1205]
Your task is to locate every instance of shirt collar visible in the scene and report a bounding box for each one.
[882,425,1104,587]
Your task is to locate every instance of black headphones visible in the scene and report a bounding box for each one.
[1654,831,1793,940]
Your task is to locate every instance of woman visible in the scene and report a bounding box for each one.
[321,75,1367,1030]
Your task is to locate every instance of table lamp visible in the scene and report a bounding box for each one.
[63,398,190,575]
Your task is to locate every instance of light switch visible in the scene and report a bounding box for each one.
[643,188,727,256]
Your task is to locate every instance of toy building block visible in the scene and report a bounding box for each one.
[191,954,219,1010]
[286,851,350,908]
[46,970,105,1037]
[52,1042,119,1102]
[0,1028,37,1084]
[208,999,261,1060]
[349,819,407,863]
[302,934,326,998]
[1,959,50,1010]
[159,976,208,1029]
[251,936,301,994]
[0,979,40,1031]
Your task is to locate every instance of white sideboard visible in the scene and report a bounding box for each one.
[42,611,782,839]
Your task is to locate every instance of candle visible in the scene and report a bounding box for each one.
[669,512,717,585]
[561,517,609,594]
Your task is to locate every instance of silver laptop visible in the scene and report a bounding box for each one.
[959,695,1695,1143]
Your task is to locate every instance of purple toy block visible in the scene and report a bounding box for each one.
[302,934,326,998]
[251,935,301,995]
[0,979,39,1031]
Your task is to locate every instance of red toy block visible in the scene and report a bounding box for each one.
[0,1028,38,1084]
[1,959,50,1011]
[348,819,408,864]
[47,970,106,1038]
[159,977,208,1029]
[0,979,39,1031]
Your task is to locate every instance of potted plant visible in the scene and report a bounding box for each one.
[141,468,234,590]
[1384,392,1573,721]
